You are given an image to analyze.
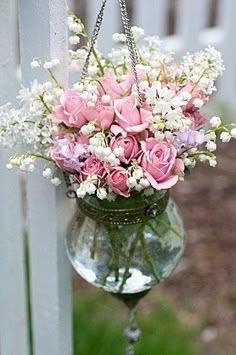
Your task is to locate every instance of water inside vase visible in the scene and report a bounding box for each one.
[66,199,185,294]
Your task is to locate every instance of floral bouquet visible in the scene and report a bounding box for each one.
[0,0,234,304]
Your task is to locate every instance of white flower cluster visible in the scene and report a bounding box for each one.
[144,81,190,133]
[0,78,61,150]
[88,133,121,166]
[7,155,36,172]
[181,46,225,95]
[126,168,150,191]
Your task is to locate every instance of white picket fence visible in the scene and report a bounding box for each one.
[0,1,236,355]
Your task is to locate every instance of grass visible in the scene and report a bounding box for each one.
[73,289,200,355]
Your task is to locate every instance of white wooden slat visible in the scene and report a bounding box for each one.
[86,0,120,53]
[18,1,73,355]
[0,1,29,355]
[176,0,211,52]
[216,0,236,105]
[134,0,169,37]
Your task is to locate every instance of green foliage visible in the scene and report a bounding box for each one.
[73,290,199,355]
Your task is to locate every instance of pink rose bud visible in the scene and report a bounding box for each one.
[110,135,139,164]
[107,167,130,197]
[82,100,114,130]
[140,138,178,190]
[98,72,135,101]
[80,155,105,180]
[114,94,150,135]
[52,89,87,128]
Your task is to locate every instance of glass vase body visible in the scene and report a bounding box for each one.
[66,192,185,294]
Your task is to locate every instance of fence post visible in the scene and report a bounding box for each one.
[0,0,29,355]
[134,0,169,37]
[176,0,210,53]
[18,1,73,354]
[217,0,236,106]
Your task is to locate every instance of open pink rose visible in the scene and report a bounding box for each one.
[113,94,150,135]
[140,139,178,190]
[49,133,88,173]
[98,72,135,100]
[82,100,114,130]
[80,155,105,180]
[52,89,87,128]
[110,135,139,164]
[107,167,129,197]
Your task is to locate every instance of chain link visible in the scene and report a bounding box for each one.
[80,0,108,81]
[118,0,142,105]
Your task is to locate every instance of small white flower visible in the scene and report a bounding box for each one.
[139,178,150,188]
[70,22,83,34]
[81,123,95,136]
[51,58,60,67]
[97,188,107,200]
[193,98,204,108]
[85,183,96,195]
[210,116,221,128]
[113,146,124,157]
[133,169,143,180]
[112,33,126,43]
[209,158,217,167]
[43,61,53,70]
[42,168,52,179]
[230,127,236,138]
[76,187,86,198]
[184,158,196,168]
[126,176,137,188]
[30,59,40,69]
[6,163,13,170]
[69,36,81,45]
[199,154,208,162]
[101,94,111,103]
[103,147,112,157]
[220,131,231,143]
[51,177,62,186]
[206,141,217,152]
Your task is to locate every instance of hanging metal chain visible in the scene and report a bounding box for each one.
[118,0,142,106]
[81,0,142,105]
[80,0,108,81]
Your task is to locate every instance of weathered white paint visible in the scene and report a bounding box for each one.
[18,1,73,355]
[134,0,169,37]
[0,1,29,355]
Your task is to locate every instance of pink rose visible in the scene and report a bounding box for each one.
[107,167,129,197]
[110,135,139,164]
[80,155,105,180]
[185,111,207,129]
[113,94,150,135]
[82,100,114,130]
[49,133,88,173]
[98,72,135,100]
[140,139,178,190]
[52,89,87,128]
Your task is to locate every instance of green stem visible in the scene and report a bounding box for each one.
[118,230,140,293]
[39,95,52,113]
[92,49,105,76]
[140,232,161,283]
[48,69,63,89]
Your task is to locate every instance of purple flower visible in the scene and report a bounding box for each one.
[175,129,205,148]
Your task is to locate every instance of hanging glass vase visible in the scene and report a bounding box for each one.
[66,191,185,295]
